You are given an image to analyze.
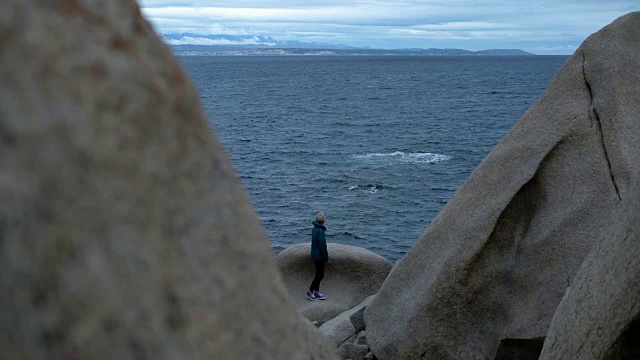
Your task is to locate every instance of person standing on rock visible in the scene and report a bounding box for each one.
[307,213,328,301]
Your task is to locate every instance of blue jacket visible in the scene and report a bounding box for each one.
[310,221,329,261]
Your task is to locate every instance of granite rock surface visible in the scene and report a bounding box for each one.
[365,12,640,360]
[277,243,391,324]
[0,1,337,359]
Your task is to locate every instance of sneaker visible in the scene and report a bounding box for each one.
[306,291,317,301]
[314,291,326,300]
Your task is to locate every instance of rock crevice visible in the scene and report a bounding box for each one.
[582,51,621,201]
[365,12,637,360]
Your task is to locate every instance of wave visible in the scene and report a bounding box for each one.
[430,186,457,192]
[353,151,451,164]
[348,184,387,193]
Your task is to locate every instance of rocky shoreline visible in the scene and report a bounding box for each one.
[1,1,638,359]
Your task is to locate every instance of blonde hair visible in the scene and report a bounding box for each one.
[315,213,325,224]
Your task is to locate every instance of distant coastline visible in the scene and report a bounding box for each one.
[164,33,535,56]
[172,45,535,56]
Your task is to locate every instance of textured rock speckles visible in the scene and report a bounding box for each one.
[0,0,336,358]
[365,12,640,360]
[540,188,640,358]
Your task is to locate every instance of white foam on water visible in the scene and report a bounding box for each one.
[348,184,385,194]
[354,151,451,164]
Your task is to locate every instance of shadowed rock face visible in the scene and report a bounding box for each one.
[277,243,392,324]
[0,1,336,359]
[539,184,640,360]
[364,12,640,360]
[494,338,545,360]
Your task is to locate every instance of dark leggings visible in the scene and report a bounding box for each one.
[309,260,325,292]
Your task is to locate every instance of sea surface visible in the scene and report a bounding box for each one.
[179,55,568,261]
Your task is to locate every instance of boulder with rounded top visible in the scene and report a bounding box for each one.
[365,12,640,360]
[277,243,392,324]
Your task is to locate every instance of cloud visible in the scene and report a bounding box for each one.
[205,23,249,35]
[166,36,275,46]
[141,5,441,26]
[139,1,640,53]
[411,21,519,31]
[531,44,579,55]
[387,29,467,40]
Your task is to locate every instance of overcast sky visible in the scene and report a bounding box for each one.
[139,1,639,54]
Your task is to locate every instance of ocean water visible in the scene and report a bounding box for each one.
[179,55,568,261]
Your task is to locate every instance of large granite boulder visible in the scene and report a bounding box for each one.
[365,12,640,360]
[539,185,640,360]
[0,1,336,359]
[277,243,392,324]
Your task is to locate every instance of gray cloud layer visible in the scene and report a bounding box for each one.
[140,0,639,54]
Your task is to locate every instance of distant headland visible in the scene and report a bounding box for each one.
[164,33,534,56]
